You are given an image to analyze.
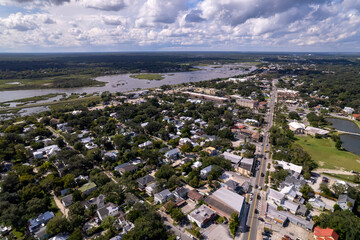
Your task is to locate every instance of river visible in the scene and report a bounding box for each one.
[0,64,255,103]
[326,118,360,155]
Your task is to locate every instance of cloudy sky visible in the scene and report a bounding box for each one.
[0,0,359,52]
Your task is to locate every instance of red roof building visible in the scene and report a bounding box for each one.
[314,226,339,240]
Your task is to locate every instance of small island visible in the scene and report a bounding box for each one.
[129,73,165,81]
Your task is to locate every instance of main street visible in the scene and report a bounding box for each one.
[240,80,277,240]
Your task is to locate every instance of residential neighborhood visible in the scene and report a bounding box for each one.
[1,62,360,240]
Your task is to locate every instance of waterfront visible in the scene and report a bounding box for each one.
[326,118,360,155]
[0,64,255,103]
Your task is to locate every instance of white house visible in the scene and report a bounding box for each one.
[154,189,172,204]
[97,203,119,221]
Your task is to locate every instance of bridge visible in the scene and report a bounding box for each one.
[337,130,360,137]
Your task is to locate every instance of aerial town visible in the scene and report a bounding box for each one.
[1,60,360,240]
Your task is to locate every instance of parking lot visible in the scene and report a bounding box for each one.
[180,199,196,214]
[266,222,311,240]
[201,223,233,240]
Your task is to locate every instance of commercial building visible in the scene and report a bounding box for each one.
[288,122,306,134]
[187,205,216,227]
[183,91,228,104]
[277,89,299,99]
[304,126,329,136]
[205,187,245,219]
[235,98,258,109]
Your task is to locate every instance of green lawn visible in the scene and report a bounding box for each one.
[322,173,360,184]
[296,136,360,171]
[129,74,164,80]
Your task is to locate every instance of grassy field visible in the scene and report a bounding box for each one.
[296,136,360,171]
[322,173,360,184]
[129,73,164,80]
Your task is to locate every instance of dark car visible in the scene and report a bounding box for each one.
[258,217,264,222]
[257,194,261,200]
[254,209,259,214]
[261,173,265,177]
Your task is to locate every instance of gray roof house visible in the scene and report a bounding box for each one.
[280,176,306,191]
[200,165,213,179]
[29,211,55,233]
[136,175,155,189]
[154,189,172,204]
[308,197,326,210]
[173,187,189,198]
[97,203,119,221]
[61,194,73,208]
[337,194,355,211]
[224,180,241,193]
[84,194,106,209]
[164,148,181,160]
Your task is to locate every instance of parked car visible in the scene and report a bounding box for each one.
[322,177,329,183]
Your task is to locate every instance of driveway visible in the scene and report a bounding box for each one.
[52,194,69,218]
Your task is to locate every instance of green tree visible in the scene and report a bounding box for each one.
[229,212,239,238]
[46,216,71,235]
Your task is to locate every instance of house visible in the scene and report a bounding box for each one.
[188,205,216,227]
[104,151,118,160]
[61,194,73,208]
[84,194,106,209]
[314,226,339,240]
[173,186,189,199]
[205,187,245,219]
[97,203,119,221]
[29,211,55,233]
[288,122,306,134]
[138,141,153,149]
[204,147,217,156]
[344,106,354,114]
[33,145,61,159]
[49,234,70,240]
[200,165,213,179]
[188,190,204,202]
[308,197,326,210]
[154,189,173,204]
[224,180,241,193]
[115,163,137,175]
[164,148,181,160]
[337,194,355,211]
[282,200,299,214]
[268,188,285,205]
[192,161,202,168]
[136,175,155,189]
[280,185,298,201]
[280,176,306,191]
[78,182,97,195]
[145,182,157,196]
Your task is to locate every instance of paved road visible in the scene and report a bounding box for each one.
[242,79,277,240]
[159,212,193,240]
